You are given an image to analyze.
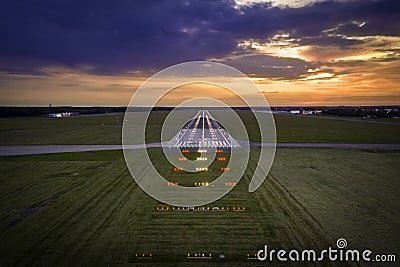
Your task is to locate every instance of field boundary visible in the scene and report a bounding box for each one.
[1,143,400,156]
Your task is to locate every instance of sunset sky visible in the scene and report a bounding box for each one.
[0,0,399,106]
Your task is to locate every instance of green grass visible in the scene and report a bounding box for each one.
[272,114,400,143]
[0,149,399,266]
[0,114,123,145]
[1,111,400,145]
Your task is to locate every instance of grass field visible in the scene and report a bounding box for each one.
[1,111,400,145]
[0,110,399,266]
[0,148,399,266]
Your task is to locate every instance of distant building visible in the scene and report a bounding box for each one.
[47,112,78,118]
[302,110,313,115]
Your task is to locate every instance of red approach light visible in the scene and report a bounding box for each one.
[225,182,236,186]
[221,167,230,171]
[168,182,178,186]
[217,157,226,161]
[181,149,189,153]
[178,157,187,161]
[216,149,223,153]
[173,167,183,171]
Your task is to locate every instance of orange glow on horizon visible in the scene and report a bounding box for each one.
[0,57,399,107]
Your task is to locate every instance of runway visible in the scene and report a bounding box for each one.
[166,110,240,148]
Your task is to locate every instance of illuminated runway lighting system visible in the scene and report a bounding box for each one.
[134,252,153,260]
[156,206,246,212]
[135,252,153,260]
[174,167,230,172]
[167,110,241,148]
[167,182,178,186]
[156,206,191,212]
[246,252,260,260]
[232,206,246,211]
[224,182,236,186]
[194,182,209,186]
[187,253,212,259]
[156,206,170,211]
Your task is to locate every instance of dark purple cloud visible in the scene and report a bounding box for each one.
[0,0,399,75]
[217,54,315,80]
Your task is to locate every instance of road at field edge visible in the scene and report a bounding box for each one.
[1,143,400,156]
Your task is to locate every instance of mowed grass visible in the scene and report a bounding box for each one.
[1,111,400,145]
[0,149,399,266]
[241,112,400,143]
[0,114,123,145]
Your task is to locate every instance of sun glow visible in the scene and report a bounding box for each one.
[238,33,310,61]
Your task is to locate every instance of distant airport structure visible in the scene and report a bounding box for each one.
[47,112,79,118]
[166,110,240,148]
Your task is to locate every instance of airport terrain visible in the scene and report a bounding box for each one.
[0,111,399,266]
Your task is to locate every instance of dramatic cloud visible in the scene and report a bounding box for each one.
[1,0,399,74]
[216,54,314,80]
[0,0,399,105]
